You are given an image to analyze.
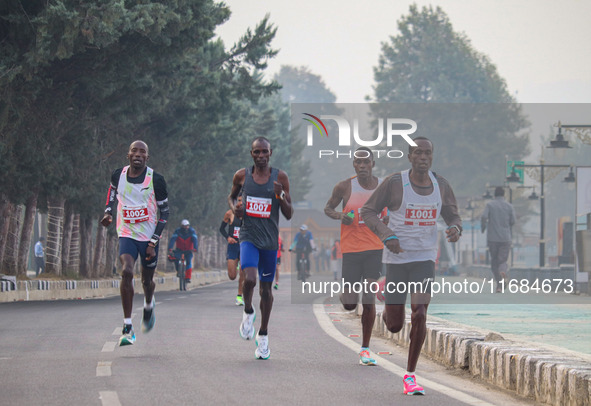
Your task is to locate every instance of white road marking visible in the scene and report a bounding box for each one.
[102,342,117,352]
[96,361,112,377]
[112,328,120,335]
[99,391,121,406]
[312,302,495,406]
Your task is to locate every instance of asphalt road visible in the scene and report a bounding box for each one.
[0,276,536,406]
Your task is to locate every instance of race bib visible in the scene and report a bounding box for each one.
[245,196,272,218]
[404,202,437,226]
[122,205,149,224]
[232,227,240,238]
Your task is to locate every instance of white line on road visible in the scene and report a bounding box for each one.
[112,327,120,335]
[99,391,121,406]
[102,342,117,352]
[312,302,495,406]
[96,361,112,377]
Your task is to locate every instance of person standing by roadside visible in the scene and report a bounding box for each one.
[100,140,169,346]
[481,186,515,292]
[34,237,45,276]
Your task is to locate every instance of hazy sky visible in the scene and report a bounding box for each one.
[216,0,591,104]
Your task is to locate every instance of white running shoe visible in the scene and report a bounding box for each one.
[239,310,256,340]
[255,333,270,359]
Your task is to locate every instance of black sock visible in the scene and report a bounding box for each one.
[258,329,267,336]
[245,307,254,314]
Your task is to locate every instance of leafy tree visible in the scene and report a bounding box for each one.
[273,65,341,209]
[275,65,336,104]
[370,5,529,196]
[0,1,282,274]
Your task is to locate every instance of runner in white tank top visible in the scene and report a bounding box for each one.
[361,137,462,396]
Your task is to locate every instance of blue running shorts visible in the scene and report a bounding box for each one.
[240,241,277,282]
[119,237,159,269]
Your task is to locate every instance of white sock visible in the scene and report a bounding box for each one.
[406,371,415,377]
[124,318,132,325]
[144,297,153,309]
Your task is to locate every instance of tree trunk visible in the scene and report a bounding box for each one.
[17,193,38,278]
[79,216,93,278]
[61,203,74,274]
[68,214,81,275]
[156,228,169,273]
[45,197,65,275]
[2,203,22,275]
[0,196,12,264]
[92,223,105,278]
[104,232,117,277]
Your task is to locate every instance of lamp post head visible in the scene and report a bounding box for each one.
[548,126,572,149]
[563,167,576,183]
[506,168,521,183]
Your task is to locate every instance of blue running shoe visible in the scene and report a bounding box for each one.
[142,296,155,333]
[119,324,135,346]
[359,349,377,366]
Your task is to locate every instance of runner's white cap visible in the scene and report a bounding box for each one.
[300,224,308,230]
[181,219,190,226]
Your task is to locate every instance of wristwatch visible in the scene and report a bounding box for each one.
[149,236,159,247]
[448,225,462,236]
[278,190,286,201]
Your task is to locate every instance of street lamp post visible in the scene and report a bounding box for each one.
[466,200,476,264]
[507,162,573,267]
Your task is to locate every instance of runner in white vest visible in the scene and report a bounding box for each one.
[361,137,462,396]
[101,140,169,346]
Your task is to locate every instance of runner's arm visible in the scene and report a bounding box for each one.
[219,221,229,238]
[275,171,293,220]
[324,180,352,225]
[101,169,122,227]
[437,175,462,242]
[151,173,169,242]
[361,174,401,241]
[229,169,245,216]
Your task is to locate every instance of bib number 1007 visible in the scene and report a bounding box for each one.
[246,196,272,218]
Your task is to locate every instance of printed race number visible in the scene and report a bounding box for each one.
[122,206,149,224]
[246,196,272,218]
[404,203,437,226]
[232,227,240,238]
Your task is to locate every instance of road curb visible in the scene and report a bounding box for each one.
[0,270,228,302]
[371,310,591,406]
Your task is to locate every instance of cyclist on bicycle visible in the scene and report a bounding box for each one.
[168,219,198,283]
[290,224,315,279]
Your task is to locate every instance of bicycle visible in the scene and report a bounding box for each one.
[172,249,192,291]
[295,250,310,283]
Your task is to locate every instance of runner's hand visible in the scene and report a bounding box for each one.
[146,245,156,261]
[385,239,404,254]
[446,227,460,242]
[341,212,354,226]
[100,214,112,227]
[234,201,244,218]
